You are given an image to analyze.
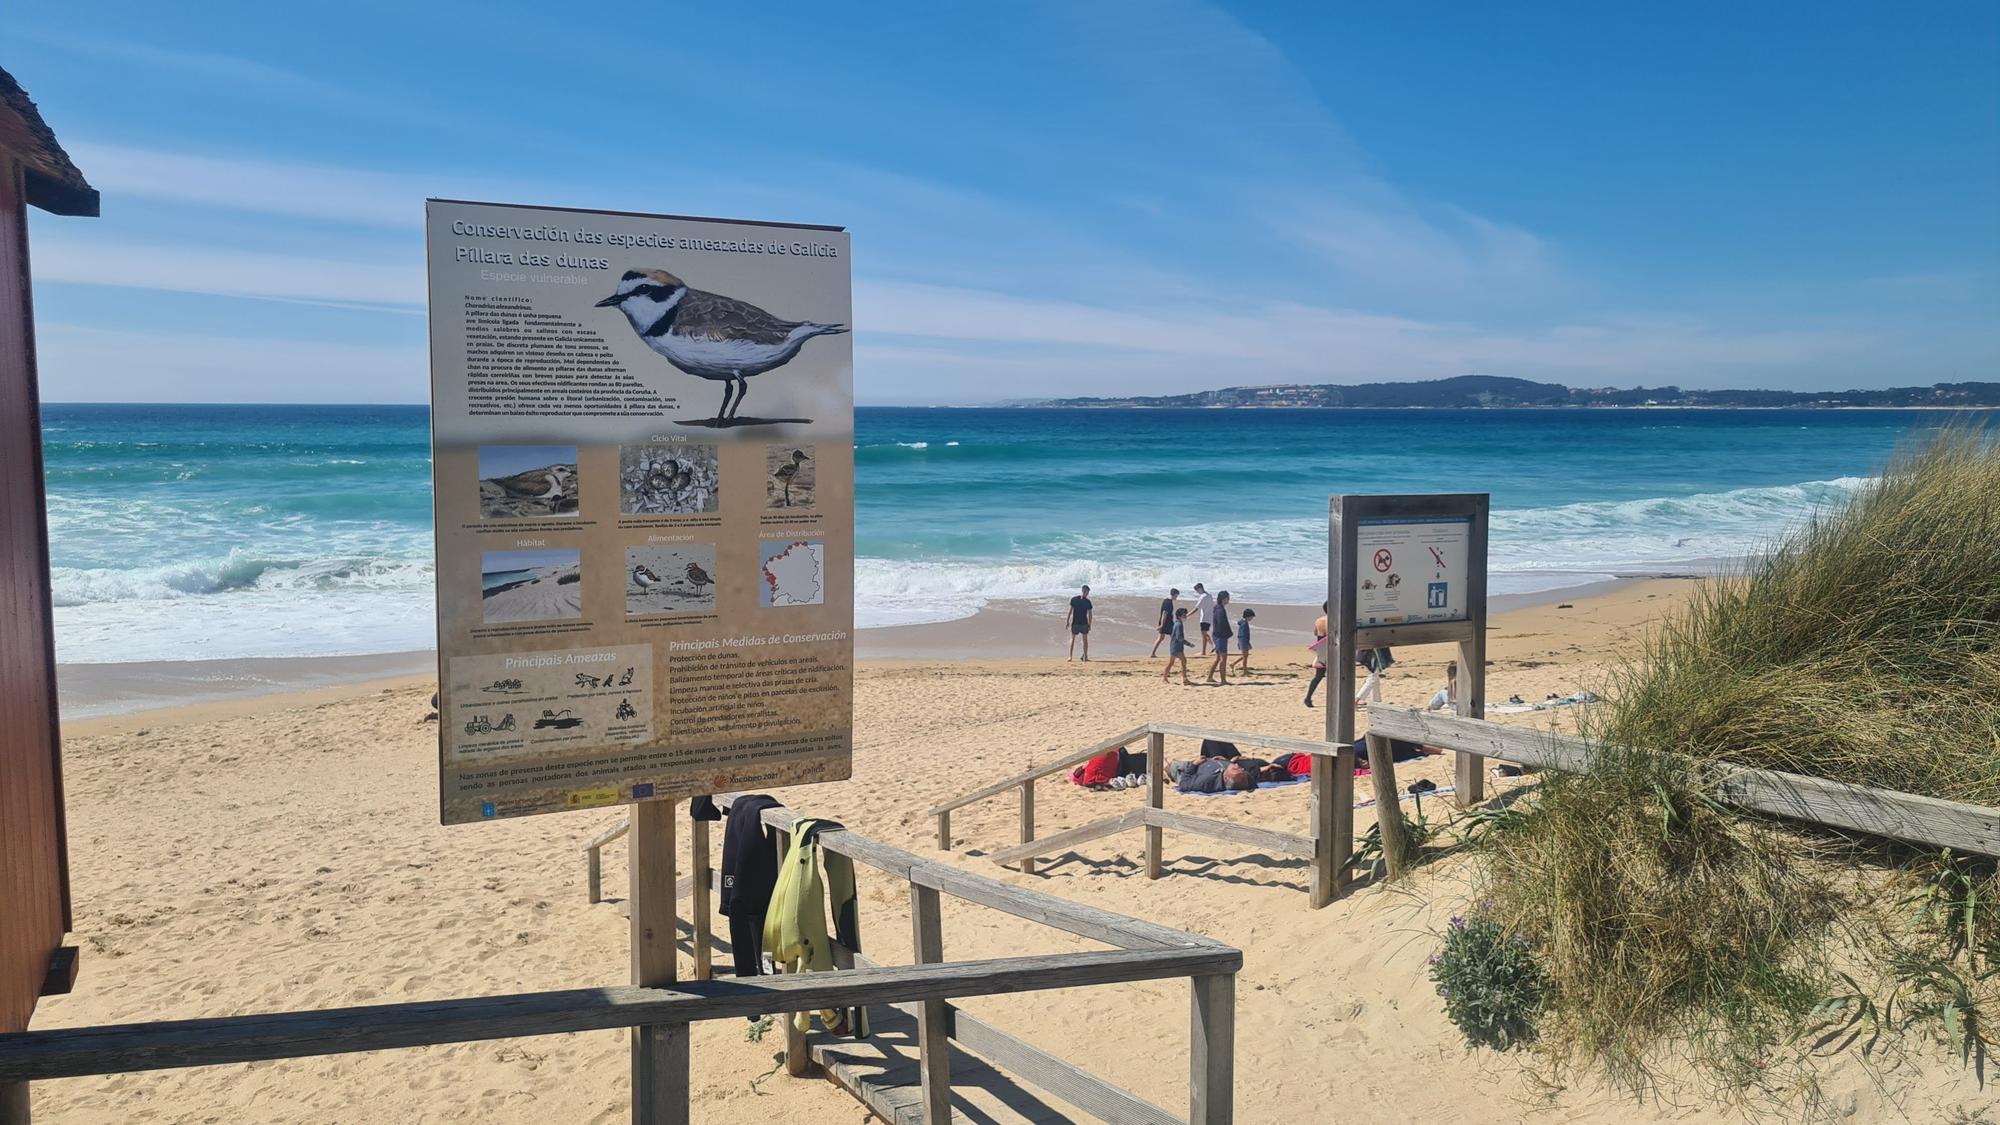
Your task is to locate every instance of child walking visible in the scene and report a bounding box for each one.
[1232,608,1255,674]
[1162,607,1194,685]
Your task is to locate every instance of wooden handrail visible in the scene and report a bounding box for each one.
[926,722,1351,818]
[1145,722,1348,758]
[924,718,1360,908]
[1364,706,2000,857]
[928,724,1152,817]
[574,795,1240,1123]
[0,948,1229,1083]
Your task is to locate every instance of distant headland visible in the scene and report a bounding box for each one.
[1025,375,2000,410]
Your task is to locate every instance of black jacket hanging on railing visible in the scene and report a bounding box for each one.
[720,794,784,977]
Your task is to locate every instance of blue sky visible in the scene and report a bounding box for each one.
[13,1,1997,404]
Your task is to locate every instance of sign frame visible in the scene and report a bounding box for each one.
[424,197,854,828]
[1325,493,1490,897]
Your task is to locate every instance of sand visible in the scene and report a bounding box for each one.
[29,578,1987,1123]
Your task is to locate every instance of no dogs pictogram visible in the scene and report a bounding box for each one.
[1373,548,1393,572]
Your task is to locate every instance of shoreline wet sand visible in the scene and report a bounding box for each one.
[56,575,1692,720]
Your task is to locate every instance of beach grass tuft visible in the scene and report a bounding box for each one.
[1589,422,2000,804]
[1472,422,2000,1102]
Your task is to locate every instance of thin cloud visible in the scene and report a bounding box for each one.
[37,324,425,403]
[67,142,432,230]
[14,28,414,119]
[31,230,424,309]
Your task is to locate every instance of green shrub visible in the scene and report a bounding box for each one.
[1430,911,1546,1051]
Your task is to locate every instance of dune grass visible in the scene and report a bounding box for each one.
[1588,423,2000,803]
[1474,423,2000,1103]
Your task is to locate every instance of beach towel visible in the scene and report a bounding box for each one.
[1488,690,1601,715]
[1072,749,1121,787]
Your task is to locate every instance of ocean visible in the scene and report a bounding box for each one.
[38,403,1981,664]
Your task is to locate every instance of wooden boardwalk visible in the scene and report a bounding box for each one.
[811,1004,1077,1125]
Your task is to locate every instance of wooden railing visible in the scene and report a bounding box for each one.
[0,809,1238,1125]
[582,799,1240,1123]
[927,722,1365,907]
[1365,707,2000,857]
[929,709,2000,914]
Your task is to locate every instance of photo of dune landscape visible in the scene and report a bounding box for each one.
[479,547,582,623]
[478,445,579,519]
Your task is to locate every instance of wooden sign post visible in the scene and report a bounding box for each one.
[1323,494,1488,901]
[627,798,686,1123]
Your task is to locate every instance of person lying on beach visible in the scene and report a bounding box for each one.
[1171,756,1254,794]
[1232,608,1255,674]
[1150,587,1180,658]
[1162,607,1194,684]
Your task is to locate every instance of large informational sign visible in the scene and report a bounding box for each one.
[1353,515,1472,628]
[425,199,853,824]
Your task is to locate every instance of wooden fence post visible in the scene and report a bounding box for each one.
[628,799,682,1124]
[1309,748,1354,908]
[910,883,952,1123]
[1145,730,1166,879]
[1189,972,1234,1125]
[1454,637,1487,805]
[1018,781,1036,876]
[630,1020,690,1125]
[1364,733,1411,880]
[690,816,713,981]
[936,811,950,851]
[587,845,603,905]
[1,1080,28,1125]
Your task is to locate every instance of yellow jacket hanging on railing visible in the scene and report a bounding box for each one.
[763,817,868,1035]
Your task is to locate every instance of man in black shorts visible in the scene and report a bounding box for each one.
[1066,584,1093,662]
[1149,587,1179,658]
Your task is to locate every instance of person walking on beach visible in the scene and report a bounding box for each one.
[1162,607,1194,684]
[1150,587,1180,658]
[1233,608,1255,675]
[1191,584,1215,656]
[1204,591,1232,685]
[1066,584,1093,662]
[1304,601,1328,708]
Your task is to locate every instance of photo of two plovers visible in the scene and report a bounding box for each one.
[596,268,847,428]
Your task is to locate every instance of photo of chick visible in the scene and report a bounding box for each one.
[765,445,816,509]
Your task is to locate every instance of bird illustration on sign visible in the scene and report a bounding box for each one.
[596,268,847,428]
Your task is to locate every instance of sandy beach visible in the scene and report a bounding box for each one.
[28,578,1985,1123]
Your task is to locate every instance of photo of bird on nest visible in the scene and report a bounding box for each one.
[624,544,717,617]
[596,268,847,429]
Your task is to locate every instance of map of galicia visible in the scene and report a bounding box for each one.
[760,540,825,607]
